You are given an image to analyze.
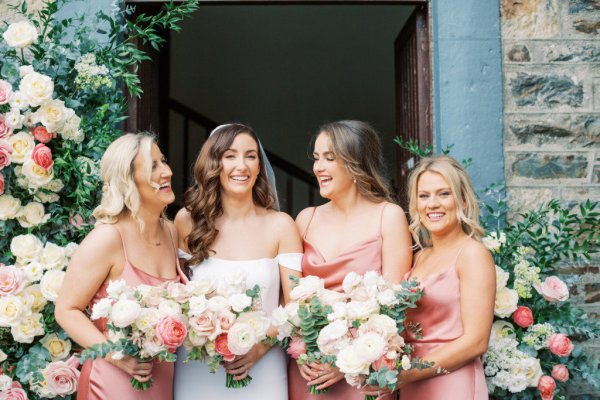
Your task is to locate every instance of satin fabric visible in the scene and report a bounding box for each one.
[78,228,180,400]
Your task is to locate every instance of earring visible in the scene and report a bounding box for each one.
[352,177,357,184]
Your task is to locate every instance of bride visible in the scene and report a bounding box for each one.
[173,123,302,399]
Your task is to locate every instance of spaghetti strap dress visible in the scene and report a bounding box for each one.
[77,226,181,400]
[288,203,394,400]
[400,249,488,400]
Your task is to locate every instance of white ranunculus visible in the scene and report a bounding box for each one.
[8,131,35,164]
[110,299,141,328]
[335,345,369,375]
[319,289,346,306]
[3,20,38,48]
[106,279,128,300]
[40,269,65,301]
[362,271,379,288]
[22,284,46,312]
[90,298,113,320]
[207,296,229,313]
[10,234,43,264]
[270,305,288,326]
[158,299,181,317]
[5,108,24,129]
[59,111,84,142]
[0,373,11,391]
[134,308,161,332]
[236,311,270,340]
[227,322,257,355]
[40,333,72,361]
[346,300,379,321]
[0,295,25,327]
[354,332,387,364]
[187,277,215,296]
[342,271,363,294]
[327,301,347,321]
[359,314,397,339]
[22,158,54,188]
[0,195,22,220]
[495,265,509,290]
[22,261,45,282]
[188,295,208,317]
[33,99,68,133]
[494,287,519,318]
[17,201,50,228]
[9,91,28,110]
[19,71,53,107]
[228,293,252,312]
[317,319,349,355]
[40,242,66,270]
[377,289,398,306]
[401,355,411,370]
[11,312,44,343]
[290,275,324,301]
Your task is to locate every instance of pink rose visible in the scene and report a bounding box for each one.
[215,333,235,362]
[388,334,406,352]
[0,382,28,400]
[0,139,12,169]
[512,306,534,328]
[189,314,217,337]
[0,265,24,296]
[32,126,54,144]
[156,316,187,352]
[551,364,569,382]
[372,354,395,371]
[216,310,235,332]
[547,333,574,357]
[0,116,13,139]
[31,143,53,170]
[0,173,4,196]
[535,276,569,303]
[0,80,12,105]
[44,359,80,396]
[287,337,307,360]
[537,375,556,400]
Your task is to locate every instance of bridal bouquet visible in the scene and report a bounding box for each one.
[81,280,188,390]
[182,272,270,388]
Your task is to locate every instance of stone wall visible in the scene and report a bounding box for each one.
[501,0,600,397]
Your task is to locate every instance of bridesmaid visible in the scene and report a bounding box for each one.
[288,120,412,400]
[365,155,495,399]
[55,133,182,400]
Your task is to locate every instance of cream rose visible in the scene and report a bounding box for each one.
[11,312,44,343]
[495,265,509,290]
[40,333,72,361]
[141,333,166,358]
[271,305,288,326]
[317,319,349,355]
[494,286,519,318]
[335,345,369,375]
[490,320,516,342]
[40,242,66,270]
[40,269,65,301]
[22,284,47,312]
[227,322,257,355]
[359,314,397,339]
[166,281,191,304]
[10,234,43,264]
[22,158,54,188]
[158,299,182,317]
[59,112,84,143]
[19,71,53,107]
[90,297,113,320]
[346,300,379,320]
[134,308,161,333]
[228,293,252,312]
[110,299,141,328]
[207,296,229,313]
[3,20,38,48]
[8,131,35,164]
[17,201,50,228]
[0,295,26,326]
[34,99,68,133]
[186,277,214,296]
[342,271,363,294]
[188,295,208,317]
[524,358,543,387]
[236,311,270,339]
[290,275,324,301]
[0,195,22,220]
[9,91,28,110]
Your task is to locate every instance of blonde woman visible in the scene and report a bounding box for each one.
[55,133,183,400]
[364,155,495,399]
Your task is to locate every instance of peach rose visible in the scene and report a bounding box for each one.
[0,139,12,169]
[189,314,218,338]
[0,80,12,105]
[0,265,24,296]
[216,310,235,332]
[31,143,53,170]
[372,354,395,371]
[512,306,534,328]
[287,336,307,360]
[44,356,80,396]
[215,333,235,362]
[0,381,27,400]
[32,126,54,144]
[156,315,187,352]
[551,364,569,382]
[535,276,569,303]
[547,333,574,357]
[537,375,556,400]
[0,115,12,139]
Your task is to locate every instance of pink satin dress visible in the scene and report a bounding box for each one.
[400,249,488,400]
[288,204,393,400]
[78,226,182,400]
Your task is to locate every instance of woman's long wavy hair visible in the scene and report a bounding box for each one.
[407,155,484,248]
[183,123,277,277]
[316,120,393,203]
[93,133,160,231]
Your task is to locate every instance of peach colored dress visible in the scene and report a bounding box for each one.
[400,249,488,400]
[78,226,182,400]
[288,204,393,400]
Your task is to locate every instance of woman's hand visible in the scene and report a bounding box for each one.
[306,362,344,390]
[106,353,153,382]
[297,361,320,381]
[223,342,270,380]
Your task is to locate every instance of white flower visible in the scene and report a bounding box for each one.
[207,296,229,313]
[40,242,66,270]
[482,232,506,252]
[44,178,64,193]
[227,322,257,355]
[90,298,113,320]
[359,314,397,339]
[494,287,519,318]
[59,112,84,142]
[216,271,247,297]
[490,320,516,342]
[4,108,24,129]
[317,319,349,355]
[271,305,288,326]
[40,269,65,301]
[158,299,181,317]
[342,271,363,294]
[110,299,141,328]
[346,300,379,320]
[188,295,208,317]
[17,201,50,228]
[228,293,252,312]
[336,345,369,375]
[377,289,398,306]
[33,99,68,133]
[0,195,22,220]
[401,355,411,370]
[0,295,26,327]
[10,234,43,264]
[22,158,54,188]
[319,289,346,306]
[141,333,166,358]
[19,71,54,107]
[40,333,72,361]
[166,281,191,304]
[22,284,46,312]
[106,279,128,300]
[236,311,270,339]
[11,313,44,343]
[523,358,543,387]
[363,271,380,288]
[276,322,293,341]
[0,348,7,363]
[0,374,11,391]
[327,301,347,321]
[495,265,509,290]
[187,277,215,296]
[290,275,324,301]
[134,308,161,332]
[22,261,45,282]
[186,329,208,347]
[63,242,78,258]
[3,20,38,48]
[9,91,28,110]
[354,332,387,364]
[8,131,35,164]
[284,301,300,326]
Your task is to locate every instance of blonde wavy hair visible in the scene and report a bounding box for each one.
[93,133,159,228]
[407,155,484,248]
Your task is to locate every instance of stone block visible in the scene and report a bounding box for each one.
[573,19,600,34]
[510,153,589,179]
[501,0,560,38]
[594,165,600,183]
[585,282,600,303]
[505,187,556,214]
[543,41,600,62]
[569,0,600,14]
[506,44,531,61]
[559,186,600,202]
[510,72,584,108]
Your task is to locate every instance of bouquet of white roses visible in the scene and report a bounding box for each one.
[182,272,270,389]
[81,280,188,390]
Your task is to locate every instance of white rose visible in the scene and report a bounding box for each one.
[34,190,60,204]
[354,332,387,364]
[63,242,78,258]
[0,295,26,326]
[22,158,54,188]
[284,301,300,326]
[40,333,72,361]
[290,275,324,301]
[188,295,208,317]
[8,131,35,164]
[22,110,35,127]
[317,319,349,355]
[363,271,380,288]
[207,296,229,313]
[11,312,44,343]
[346,300,379,321]
[19,71,53,107]
[377,289,399,306]
[9,91,28,110]
[22,261,45,282]
[270,305,288,326]
[110,299,141,328]
[59,112,84,142]
[401,355,411,370]
[494,287,519,318]
[495,265,509,290]
[17,201,50,228]
[44,178,64,193]
[0,195,22,220]
[33,99,68,133]
[227,322,257,355]
[0,374,11,391]
[335,345,369,375]
[19,65,34,78]
[186,277,214,296]
[5,108,24,129]
[134,308,161,333]
[90,297,113,320]
[359,314,397,339]
[342,271,363,294]
[40,242,66,270]
[327,301,347,321]
[236,311,270,340]
[187,329,208,347]
[10,234,43,264]
[22,284,46,312]
[158,299,181,317]
[319,289,346,306]
[40,269,65,301]
[489,320,516,342]
[228,293,252,312]
[3,20,38,48]
[141,333,166,358]
[166,281,191,304]
[106,279,128,300]
[524,358,543,387]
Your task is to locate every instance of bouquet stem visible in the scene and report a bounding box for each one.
[309,384,330,395]
[226,372,253,388]
[130,377,154,390]
[364,396,377,400]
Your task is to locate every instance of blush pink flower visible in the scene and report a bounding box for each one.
[0,173,4,196]
[216,310,235,332]
[215,333,235,362]
[551,364,569,382]
[0,265,24,296]
[512,306,534,328]
[44,357,80,396]
[0,139,12,169]
[537,375,556,400]
[31,143,53,170]
[0,80,12,105]
[535,276,569,303]
[156,315,187,352]
[286,336,307,359]
[547,333,574,357]
[372,354,395,371]
[0,381,28,400]
[0,115,13,139]
[189,314,217,337]
[32,126,54,144]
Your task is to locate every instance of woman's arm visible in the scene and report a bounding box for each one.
[381,203,413,283]
[277,212,303,304]
[174,208,193,252]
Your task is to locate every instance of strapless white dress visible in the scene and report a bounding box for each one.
[174,250,302,400]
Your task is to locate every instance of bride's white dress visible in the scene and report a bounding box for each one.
[174,250,302,400]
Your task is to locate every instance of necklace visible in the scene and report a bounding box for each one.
[140,220,162,246]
